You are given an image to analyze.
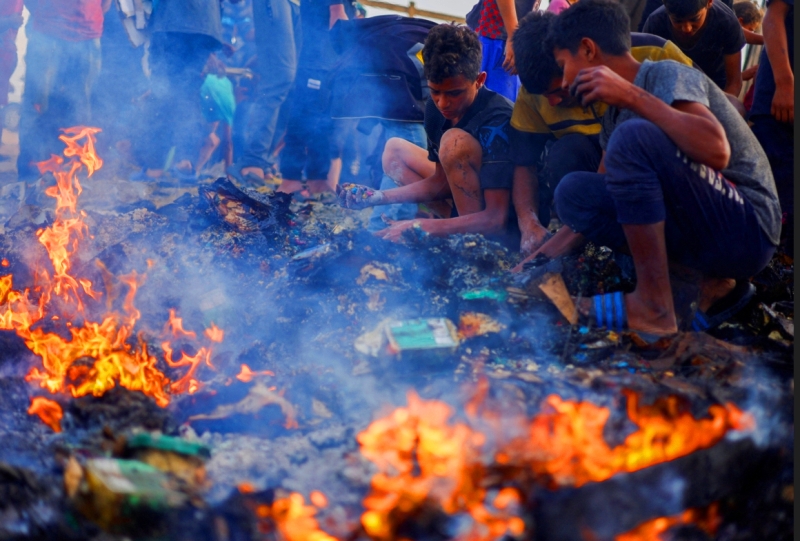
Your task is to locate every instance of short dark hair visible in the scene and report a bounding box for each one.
[549,0,631,56]
[663,0,709,19]
[422,24,482,84]
[733,0,763,25]
[514,11,561,94]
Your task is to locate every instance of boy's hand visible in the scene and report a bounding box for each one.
[772,79,794,123]
[373,220,421,242]
[337,183,385,209]
[568,66,638,109]
[503,40,517,75]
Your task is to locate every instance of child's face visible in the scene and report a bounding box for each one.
[428,73,486,121]
[667,0,711,37]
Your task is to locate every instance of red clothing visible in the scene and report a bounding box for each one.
[477,0,505,39]
[28,0,104,41]
[0,0,23,17]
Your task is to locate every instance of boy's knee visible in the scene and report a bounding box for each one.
[439,128,481,167]
[381,137,412,179]
[605,119,667,164]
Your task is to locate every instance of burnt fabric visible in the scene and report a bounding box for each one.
[555,119,775,279]
[642,2,745,89]
[600,60,781,245]
[749,0,794,117]
[16,31,101,181]
[424,86,515,191]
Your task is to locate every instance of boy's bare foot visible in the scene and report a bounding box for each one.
[241,166,265,181]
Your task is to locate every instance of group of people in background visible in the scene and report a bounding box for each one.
[0,0,793,337]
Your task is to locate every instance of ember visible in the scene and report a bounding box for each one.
[27,396,63,433]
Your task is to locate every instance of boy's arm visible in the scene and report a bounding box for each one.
[571,65,730,170]
[723,51,743,96]
[375,189,511,240]
[743,28,765,45]
[761,0,794,122]
[496,0,520,74]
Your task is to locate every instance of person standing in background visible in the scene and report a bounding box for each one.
[134,0,224,181]
[227,0,301,187]
[475,0,535,100]
[16,0,105,182]
[0,0,24,143]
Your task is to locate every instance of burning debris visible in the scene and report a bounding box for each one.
[0,129,792,540]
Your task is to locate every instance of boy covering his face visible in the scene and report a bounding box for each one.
[533,0,778,337]
[642,0,746,95]
[338,24,515,243]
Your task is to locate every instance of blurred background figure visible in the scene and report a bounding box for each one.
[197,53,236,174]
[275,0,354,199]
[227,0,301,188]
[133,0,225,182]
[0,0,24,151]
[16,0,105,182]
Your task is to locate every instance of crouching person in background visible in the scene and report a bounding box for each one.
[531,0,779,337]
[338,24,516,244]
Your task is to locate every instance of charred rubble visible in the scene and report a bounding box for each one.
[0,176,792,541]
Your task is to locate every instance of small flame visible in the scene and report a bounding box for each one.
[614,504,720,541]
[205,323,225,343]
[236,363,275,383]
[255,492,337,541]
[28,396,63,432]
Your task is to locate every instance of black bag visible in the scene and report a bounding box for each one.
[466,0,483,30]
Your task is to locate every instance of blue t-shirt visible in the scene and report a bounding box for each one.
[642,1,745,89]
[750,0,794,117]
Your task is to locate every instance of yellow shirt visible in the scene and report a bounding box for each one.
[511,38,694,138]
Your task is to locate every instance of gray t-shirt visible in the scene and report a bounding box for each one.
[600,60,781,245]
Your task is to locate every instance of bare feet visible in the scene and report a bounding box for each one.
[697,278,736,313]
[277,179,304,194]
[241,166,265,182]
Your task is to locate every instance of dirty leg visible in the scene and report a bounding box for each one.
[438,128,483,216]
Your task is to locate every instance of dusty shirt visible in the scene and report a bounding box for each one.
[600,60,781,245]
[425,86,515,191]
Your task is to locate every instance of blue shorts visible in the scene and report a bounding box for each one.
[478,35,520,102]
[555,119,775,279]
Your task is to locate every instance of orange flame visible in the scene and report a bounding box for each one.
[205,323,225,343]
[0,127,224,411]
[28,396,63,432]
[356,388,748,540]
[255,492,338,541]
[236,363,275,383]
[614,504,720,541]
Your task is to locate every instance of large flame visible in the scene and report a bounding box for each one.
[0,127,223,417]
[254,492,338,541]
[356,386,748,540]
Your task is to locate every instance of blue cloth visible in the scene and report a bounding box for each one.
[239,0,301,171]
[201,74,236,126]
[368,121,427,231]
[478,35,520,102]
[555,119,774,279]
